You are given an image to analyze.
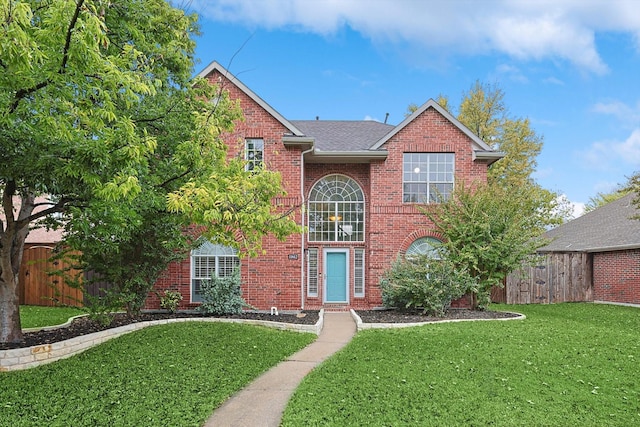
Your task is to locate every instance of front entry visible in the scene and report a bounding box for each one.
[324,249,348,303]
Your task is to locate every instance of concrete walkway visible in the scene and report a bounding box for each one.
[203,311,356,427]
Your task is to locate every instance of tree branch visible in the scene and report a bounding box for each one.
[8,0,86,114]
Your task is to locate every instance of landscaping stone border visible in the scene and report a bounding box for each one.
[350,309,526,330]
[0,310,324,372]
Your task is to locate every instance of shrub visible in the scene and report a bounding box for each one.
[159,289,183,313]
[197,270,248,315]
[380,255,477,316]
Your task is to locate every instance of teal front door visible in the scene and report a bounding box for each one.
[325,250,348,303]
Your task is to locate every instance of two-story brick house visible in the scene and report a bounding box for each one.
[148,61,503,312]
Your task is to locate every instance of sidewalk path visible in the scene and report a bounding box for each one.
[203,311,356,427]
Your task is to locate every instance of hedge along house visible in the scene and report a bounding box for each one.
[501,193,640,305]
[148,61,503,312]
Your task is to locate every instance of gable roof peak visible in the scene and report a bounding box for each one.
[196,60,304,136]
[370,99,503,164]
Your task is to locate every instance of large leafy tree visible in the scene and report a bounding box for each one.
[0,1,298,343]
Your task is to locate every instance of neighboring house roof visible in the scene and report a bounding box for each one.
[538,193,640,253]
[0,196,64,244]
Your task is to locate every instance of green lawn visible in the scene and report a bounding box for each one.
[282,303,640,426]
[20,305,85,329]
[0,322,315,427]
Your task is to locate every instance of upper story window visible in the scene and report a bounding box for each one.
[245,138,264,171]
[308,175,364,242]
[191,240,239,303]
[403,153,454,203]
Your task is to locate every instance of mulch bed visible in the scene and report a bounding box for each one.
[356,308,520,323]
[2,308,519,350]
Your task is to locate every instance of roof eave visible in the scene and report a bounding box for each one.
[538,242,640,253]
[282,135,315,149]
[305,150,388,164]
[474,150,505,165]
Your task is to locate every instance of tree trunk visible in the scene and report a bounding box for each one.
[0,189,34,344]
[0,271,22,344]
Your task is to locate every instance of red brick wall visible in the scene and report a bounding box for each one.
[366,107,489,307]
[593,249,640,304]
[147,73,490,312]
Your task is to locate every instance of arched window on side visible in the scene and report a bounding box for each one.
[191,240,239,303]
[406,237,443,261]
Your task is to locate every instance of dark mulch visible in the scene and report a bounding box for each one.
[3,308,520,350]
[356,308,520,324]
[2,310,320,350]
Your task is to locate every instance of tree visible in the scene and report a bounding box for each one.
[585,175,636,213]
[424,182,550,309]
[0,1,298,343]
[453,81,569,225]
[404,81,569,306]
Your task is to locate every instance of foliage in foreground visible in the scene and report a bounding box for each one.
[197,270,249,315]
[0,322,315,427]
[19,305,84,330]
[282,303,640,426]
[424,182,550,308]
[380,255,477,316]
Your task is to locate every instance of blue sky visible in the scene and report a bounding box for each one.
[184,0,640,217]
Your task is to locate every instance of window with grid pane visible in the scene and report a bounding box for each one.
[245,138,264,171]
[354,248,365,297]
[191,240,239,302]
[308,175,365,242]
[406,237,442,260]
[307,248,318,297]
[403,153,454,203]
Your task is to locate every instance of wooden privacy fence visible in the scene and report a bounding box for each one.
[501,252,594,304]
[19,245,83,307]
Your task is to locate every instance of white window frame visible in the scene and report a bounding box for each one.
[307,248,319,297]
[245,138,264,171]
[354,248,365,298]
[403,153,454,203]
[190,241,239,303]
[308,174,365,242]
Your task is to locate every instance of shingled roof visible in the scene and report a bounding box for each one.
[197,60,503,164]
[290,120,394,151]
[538,193,640,253]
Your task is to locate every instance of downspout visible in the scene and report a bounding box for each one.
[300,146,314,310]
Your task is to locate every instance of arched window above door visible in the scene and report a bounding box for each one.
[308,175,364,242]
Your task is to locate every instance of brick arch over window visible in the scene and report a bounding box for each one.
[399,229,444,255]
[308,174,365,242]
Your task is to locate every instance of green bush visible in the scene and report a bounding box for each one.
[159,289,183,313]
[380,255,477,316]
[198,270,248,315]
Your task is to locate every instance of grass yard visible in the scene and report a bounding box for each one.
[282,303,640,426]
[0,322,315,427]
[20,305,85,329]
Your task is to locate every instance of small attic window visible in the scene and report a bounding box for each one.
[245,138,264,171]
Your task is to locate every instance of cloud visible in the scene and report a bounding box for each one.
[580,129,640,169]
[188,0,640,74]
[543,77,565,86]
[570,201,586,219]
[591,100,640,125]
